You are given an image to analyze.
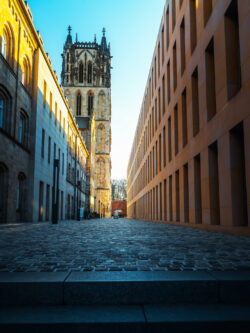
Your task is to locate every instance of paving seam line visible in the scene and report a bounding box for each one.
[62,272,72,305]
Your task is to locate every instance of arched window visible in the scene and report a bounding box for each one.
[79,62,83,83]
[2,24,15,68]
[22,56,31,90]
[18,110,29,147]
[76,93,81,116]
[0,163,8,222]
[87,62,92,83]
[16,172,26,220]
[2,31,7,59]
[88,92,94,115]
[0,85,12,134]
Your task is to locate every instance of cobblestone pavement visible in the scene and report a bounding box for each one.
[0,218,250,272]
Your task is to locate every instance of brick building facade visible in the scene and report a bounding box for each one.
[127,0,250,236]
[0,0,88,223]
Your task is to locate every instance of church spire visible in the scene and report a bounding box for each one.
[101,27,107,51]
[64,25,72,50]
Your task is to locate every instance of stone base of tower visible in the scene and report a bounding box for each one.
[95,188,111,218]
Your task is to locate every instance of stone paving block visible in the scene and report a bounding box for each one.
[0,219,250,273]
[0,272,68,305]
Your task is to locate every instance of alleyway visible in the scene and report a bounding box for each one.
[0,219,250,272]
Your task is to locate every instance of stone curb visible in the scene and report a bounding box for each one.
[0,271,249,305]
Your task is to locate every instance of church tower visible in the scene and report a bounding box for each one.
[61,26,112,217]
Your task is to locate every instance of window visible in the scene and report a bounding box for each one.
[166,7,170,50]
[76,93,81,115]
[190,0,197,53]
[182,88,187,147]
[39,181,44,221]
[191,67,199,136]
[43,81,47,108]
[55,102,57,125]
[41,129,45,158]
[204,0,212,26]
[225,0,241,100]
[49,92,52,117]
[205,38,216,121]
[54,143,56,159]
[0,163,8,222]
[167,61,170,104]
[161,26,165,64]
[62,153,64,175]
[79,62,83,83]
[16,172,26,218]
[46,184,50,221]
[180,18,186,75]
[0,85,12,133]
[0,99,3,129]
[22,56,30,90]
[1,24,14,67]
[1,31,7,58]
[173,42,177,91]
[18,110,29,146]
[48,136,51,164]
[88,92,94,115]
[59,110,62,131]
[172,0,176,31]
[88,62,92,83]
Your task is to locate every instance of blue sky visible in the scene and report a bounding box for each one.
[28,0,165,179]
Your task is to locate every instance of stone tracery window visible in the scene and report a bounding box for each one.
[76,92,82,115]
[88,62,92,83]
[79,62,83,83]
[88,92,94,115]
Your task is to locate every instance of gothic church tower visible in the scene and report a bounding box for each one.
[61,26,112,217]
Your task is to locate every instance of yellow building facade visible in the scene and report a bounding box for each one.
[0,0,89,222]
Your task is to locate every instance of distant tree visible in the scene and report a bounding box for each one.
[111,179,127,201]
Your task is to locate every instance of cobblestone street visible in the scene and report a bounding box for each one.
[0,218,250,272]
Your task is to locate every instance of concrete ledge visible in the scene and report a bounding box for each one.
[0,271,249,306]
[209,271,250,303]
[0,272,68,305]
[0,305,146,333]
[144,304,250,333]
[64,271,217,305]
[1,304,250,333]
